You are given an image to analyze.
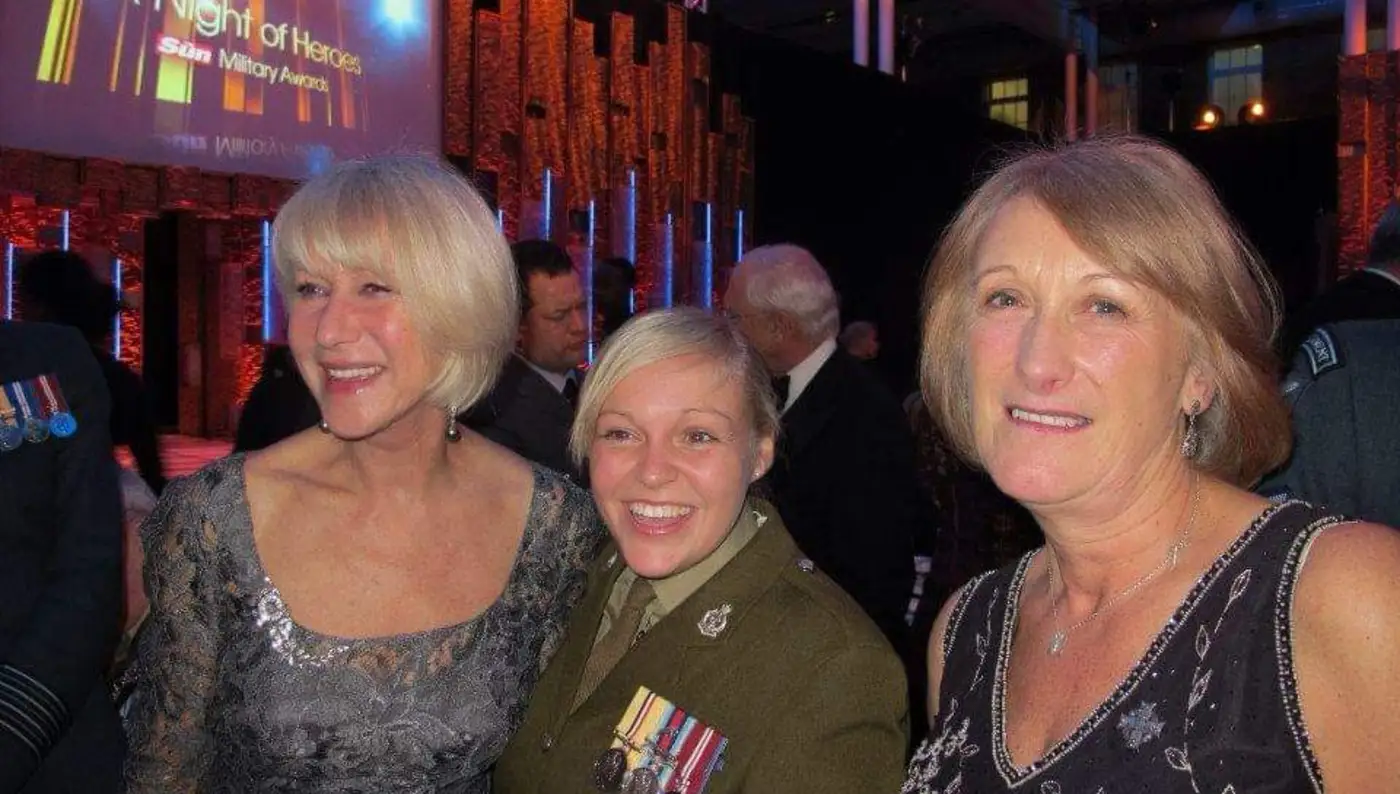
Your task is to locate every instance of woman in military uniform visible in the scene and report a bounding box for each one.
[494,307,908,794]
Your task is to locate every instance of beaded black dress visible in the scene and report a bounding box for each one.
[902,501,1346,794]
[123,455,603,792]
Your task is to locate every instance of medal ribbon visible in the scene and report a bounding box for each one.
[36,375,68,416]
[21,380,49,421]
[0,384,17,428]
[7,380,35,423]
[611,687,728,793]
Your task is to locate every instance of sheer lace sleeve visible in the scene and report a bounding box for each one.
[123,472,227,792]
[531,473,606,674]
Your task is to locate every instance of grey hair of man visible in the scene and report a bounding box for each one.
[733,244,841,342]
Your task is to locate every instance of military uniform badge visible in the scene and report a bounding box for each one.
[592,686,728,793]
[0,375,78,450]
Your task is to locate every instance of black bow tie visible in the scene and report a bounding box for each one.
[770,375,791,407]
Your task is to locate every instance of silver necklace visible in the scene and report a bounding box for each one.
[1045,478,1201,656]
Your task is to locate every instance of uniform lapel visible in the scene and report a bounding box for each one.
[547,544,627,726]
[579,503,800,715]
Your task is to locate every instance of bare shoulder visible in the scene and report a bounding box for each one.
[456,431,536,496]
[1294,520,1400,619]
[243,428,334,488]
[1292,520,1400,792]
[926,578,980,719]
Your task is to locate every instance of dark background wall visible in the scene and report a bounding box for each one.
[713,23,1024,394]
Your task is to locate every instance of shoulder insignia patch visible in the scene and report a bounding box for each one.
[1300,327,1344,378]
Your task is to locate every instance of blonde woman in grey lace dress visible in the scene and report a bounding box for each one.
[123,155,602,792]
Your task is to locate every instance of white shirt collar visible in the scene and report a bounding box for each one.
[519,354,572,394]
[781,337,837,413]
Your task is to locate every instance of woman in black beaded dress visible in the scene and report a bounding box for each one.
[902,137,1400,794]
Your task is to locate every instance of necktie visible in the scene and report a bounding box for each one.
[562,375,580,409]
[770,375,791,409]
[574,579,654,709]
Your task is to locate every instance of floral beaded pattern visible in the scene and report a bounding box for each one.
[901,500,1342,793]
[903,574,997,794]
[123,455,604,793]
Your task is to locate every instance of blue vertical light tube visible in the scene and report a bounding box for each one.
[260,219,274,341]
[60,210,70,251]
[659,213,674,308]
[694,203,713,309]
[735,209,746,261]
[582,199,597,363]
[496,208,505,233]
[111,258,123,357]
[3,242,14,320]
[611,167,639,314]
[540,168,554,241]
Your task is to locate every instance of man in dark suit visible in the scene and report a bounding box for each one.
[723,244,921,649]
[234,344,320,452]
[1259,320,1400,527]
[464,240,588,481]
[0,321,124,793]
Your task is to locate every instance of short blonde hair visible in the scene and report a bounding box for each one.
[921,136,1290,487]
[569,307,779,468]
[272,154,517,412]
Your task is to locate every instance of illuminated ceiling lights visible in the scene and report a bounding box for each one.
[1195,104,1224,130]
[1239,98,1267,124]
[1195,100,1268,131]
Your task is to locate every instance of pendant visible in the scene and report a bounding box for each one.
[1048,630,1067,655]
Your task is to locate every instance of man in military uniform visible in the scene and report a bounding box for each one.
[1278,202,1400,357]
[1259,319,1400,527]
[0,321,125,793]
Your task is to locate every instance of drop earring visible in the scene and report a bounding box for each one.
[445,405,462,442]
[1180,400,1202,459]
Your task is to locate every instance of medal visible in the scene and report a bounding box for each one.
[0,424,20,452]
[623,767,660,794]
[609,687,728,794]
[0,386,20,452]
[36,375,76,438]
[23,416,50,444]
[17,382,49,444]
[592,747,628,791]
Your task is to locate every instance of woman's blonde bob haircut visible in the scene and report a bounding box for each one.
[569,307,780,468]
[272,154,517,413]
[921,136,1291,487]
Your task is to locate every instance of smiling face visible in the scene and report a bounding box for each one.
[967,197,1209,511]
[588,353,775,579]
[287,265,441,441]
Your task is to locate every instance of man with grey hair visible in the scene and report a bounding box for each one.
[724,244,921,654]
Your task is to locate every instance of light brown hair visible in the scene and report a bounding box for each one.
[920,136,1290,486]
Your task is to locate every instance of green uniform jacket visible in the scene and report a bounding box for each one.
[494,508,909,794]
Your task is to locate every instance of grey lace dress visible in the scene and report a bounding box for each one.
[123,454,603,792]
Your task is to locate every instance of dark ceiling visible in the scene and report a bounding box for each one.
[702,0,1282,55]
[700,0,1333,85]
